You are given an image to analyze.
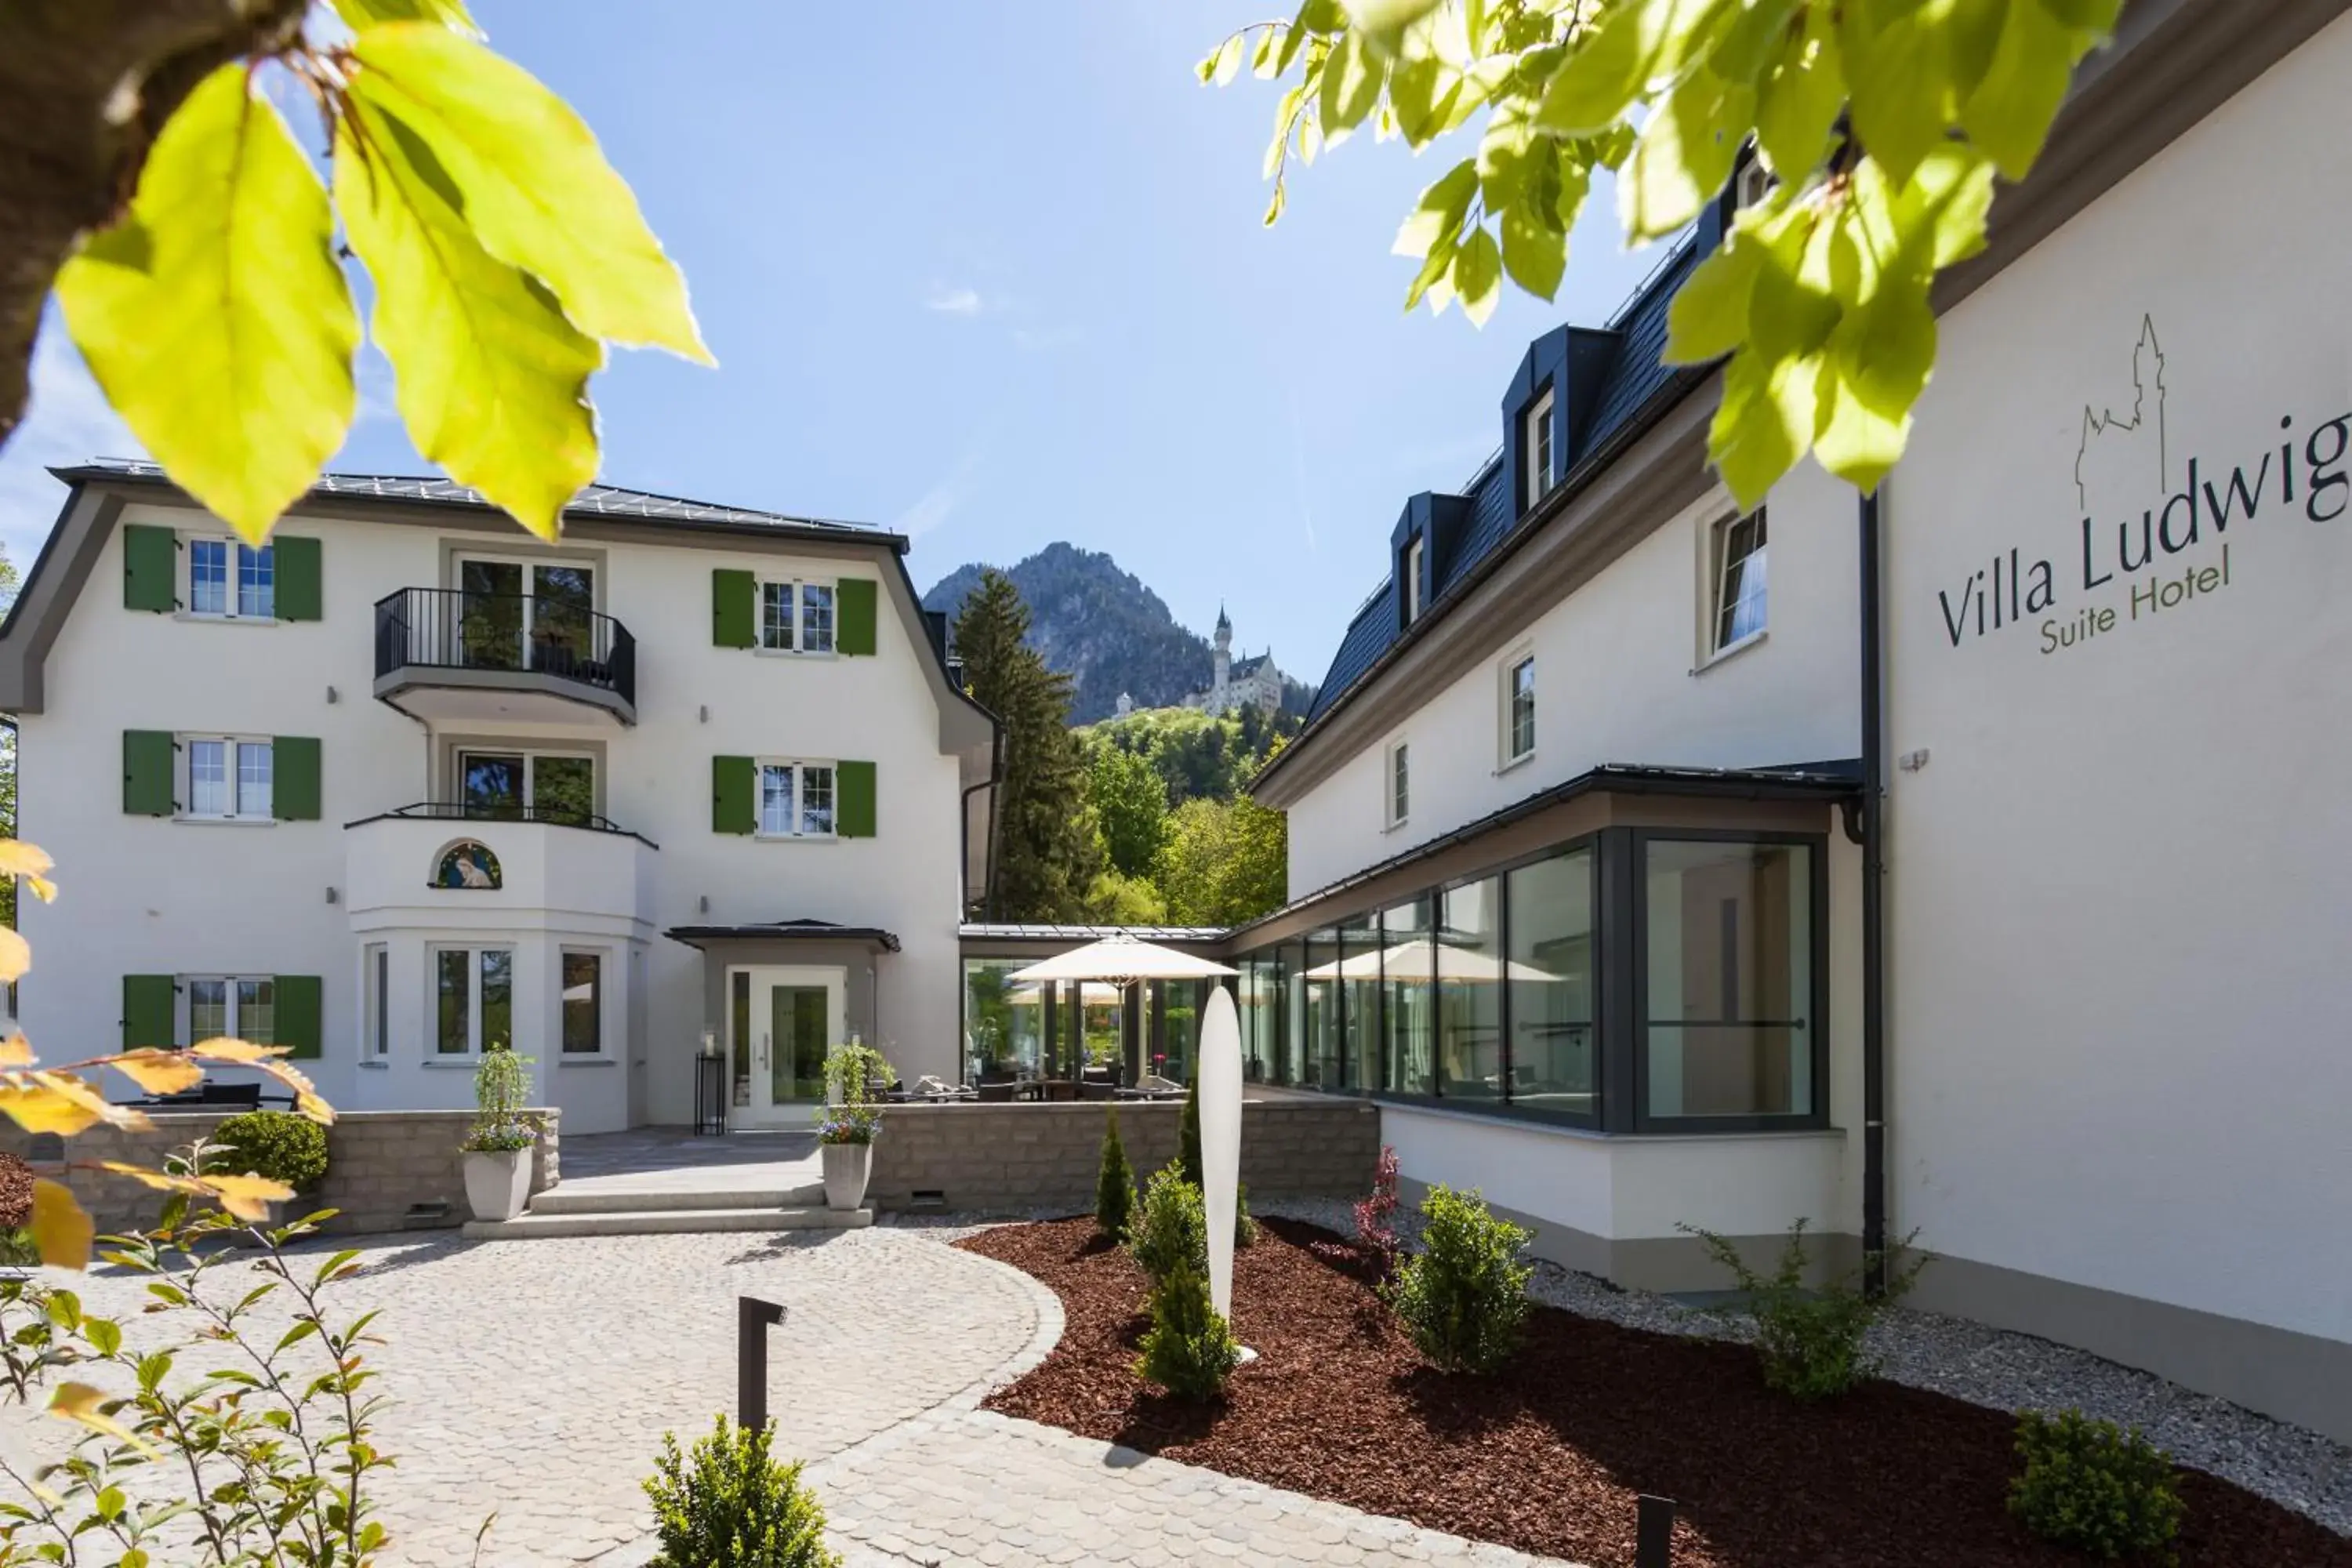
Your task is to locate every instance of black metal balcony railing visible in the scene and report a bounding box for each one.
[374,588,636,710]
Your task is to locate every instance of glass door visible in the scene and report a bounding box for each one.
[455,557,596,673]
[726,966,844,1125]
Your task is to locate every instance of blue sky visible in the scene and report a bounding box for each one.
[0,2,1667,687]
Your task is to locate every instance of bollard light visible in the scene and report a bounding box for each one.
[738,1296,785,1430]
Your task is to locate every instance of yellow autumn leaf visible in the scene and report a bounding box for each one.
[47,1382,158,1456]
[0,927,29,984]
[0,1035,34,1067]
[96,1162,212,1198]
[0,840,55,879]
[95,1049,206,1097]
[0,1082,101,1137]
[23,876,56,904]
[188,1036,292,1064]
[203,1173,294,1221]
[245,1056,336,1125]
[31,1180,94,1269]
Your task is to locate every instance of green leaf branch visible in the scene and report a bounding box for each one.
[1204,0,2124,505]
[4,0,707,546]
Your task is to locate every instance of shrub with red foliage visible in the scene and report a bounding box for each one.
[1352,1144,1400,1279]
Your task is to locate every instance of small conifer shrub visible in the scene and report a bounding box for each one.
[1094,1107,1136,1240]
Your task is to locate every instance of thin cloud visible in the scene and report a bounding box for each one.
[0,320,143,568]
[895,446,985,540]
[925,285,984,317]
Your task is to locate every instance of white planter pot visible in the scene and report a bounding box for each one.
[463,1149,534,1222]
[821,1142,872,1211]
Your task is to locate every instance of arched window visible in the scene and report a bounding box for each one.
[432,840,503,891]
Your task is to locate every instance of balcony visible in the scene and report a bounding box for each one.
[343,804,658,931]
[374,587,637,728]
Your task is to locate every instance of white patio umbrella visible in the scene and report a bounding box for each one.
[1009,932,1237,985]
[1301,937,1558,984]
[1006,980,1125,1006]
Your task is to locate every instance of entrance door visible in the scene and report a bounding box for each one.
[726,966,844,1126]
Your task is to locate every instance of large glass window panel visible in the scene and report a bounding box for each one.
[533,755,595,825]
[530,564,594,671]
[1340,913,1380,1091]
[235,741,270,818]
[1438,879,1503,1101]
[964,960,1045,1083]
[1383,897,1435,1095]
[800,765,836,836]
[235,978,275,1044]
[480,949,514,1054]
[436,949,472,1054]
[800,583,835,652]
[1644,839,1813,1119]
[1276,945,1300,1086]
[189,740,228,818]
[1302,928,1340,1089]
[1508,849,1597,1118]
[759,764,796,836]
[238,544,274,619]
[190,539,229,615]
[730,970,752,1105]
[190,978,228,1042]
[462,753,526,818]
[1158,981,1200,1085]
[459,560,525,669]
[761,581,795,650]
[562,952,601,1054]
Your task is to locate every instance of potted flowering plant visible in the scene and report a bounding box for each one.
[815,1040,893,1211]
[459,1047,539,1222]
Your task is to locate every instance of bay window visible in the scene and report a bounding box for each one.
[1639,837,1817,1124]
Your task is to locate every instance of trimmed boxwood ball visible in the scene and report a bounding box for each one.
[1388,1185,1531,1374]
[2009,1408,2185,1561]
[211,1109,329,1191]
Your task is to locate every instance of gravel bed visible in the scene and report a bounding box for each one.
[1257,1196,2352,1537]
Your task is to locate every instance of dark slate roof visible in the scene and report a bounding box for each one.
[665,918,902,951]
[1304,238,1704,726]
[55,459,899,547]
[1229,652,1273,678]
[959,923,1230,945]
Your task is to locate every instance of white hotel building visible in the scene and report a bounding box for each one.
[0,471,997,1137]
[1228,0,2352,1445]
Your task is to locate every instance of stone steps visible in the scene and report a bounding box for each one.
[528,1181,826,1215]
[461,1203,869,1240]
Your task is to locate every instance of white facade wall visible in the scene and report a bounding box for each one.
[1884,15,2352,1352]
[1284,456,1860,897]
[13,499,971,1134]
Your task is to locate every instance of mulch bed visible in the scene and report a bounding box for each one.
[957,1217,2351,1568]
[0,1151,32,1229]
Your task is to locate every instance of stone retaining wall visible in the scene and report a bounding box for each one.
[0,1109,561,1238]
[866,1096,1378,1213]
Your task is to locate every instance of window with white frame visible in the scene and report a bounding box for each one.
[760,578,837,653]
[188,976,274,1044]
[1402,537,1424,625]
[758,760,837,838]
[1386,742,1410,828]
[1502,653,1536,765]
[187,537,274,619]
[184,736,272,820]
[561,950,603,1054]
[1525,387,1556,503]
[434,946,514,1055]
[364,944,389,1058]
[1710,508,1769,655]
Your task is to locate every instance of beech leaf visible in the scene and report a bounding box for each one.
[31,1181,94,1270]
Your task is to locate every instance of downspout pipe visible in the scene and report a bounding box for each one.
[1859,488,1889,1294]
[959,722,1005,924]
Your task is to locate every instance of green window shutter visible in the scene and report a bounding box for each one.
[836,578,877,656]
[122,975,176,1050]
[122,524,176,612]
[712,568,755,648]
[274,975,323,1060]
[837,759,876,838]
[123,730,176,815]
[273,535,321,621]
[273,736,321,821]
[712,755,754,834]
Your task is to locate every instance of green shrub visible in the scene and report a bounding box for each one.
[1388,1185,1530,1374]
[1234,1181,1257,1250]
[1134,1254,1242,1399]
[1681,1218,1926,1400]
[643,1414,839,1568]
[0,1228,38,1268]
[212,1109,329,1191]
[1129,1161,1207,1287]
[2009,1409,2185,1563]
[1094,1108,1136,1240]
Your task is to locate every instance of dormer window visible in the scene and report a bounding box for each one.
[1525,387,1555,505]
[1402,535,1424,625]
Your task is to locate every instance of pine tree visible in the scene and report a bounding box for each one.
[953,570,1102,920]
[1095,1107,1135,1240]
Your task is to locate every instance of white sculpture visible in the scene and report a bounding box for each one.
[1198,986,1243,1323]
